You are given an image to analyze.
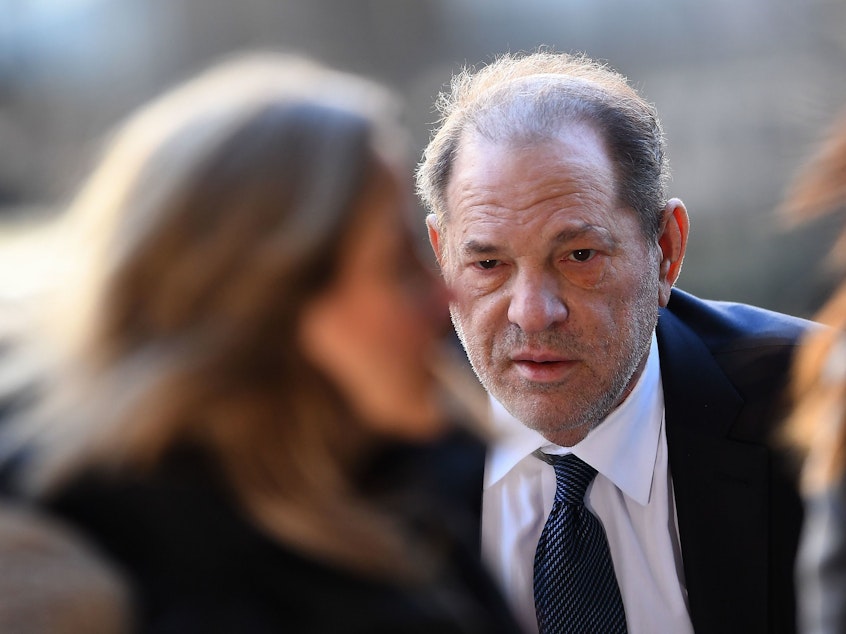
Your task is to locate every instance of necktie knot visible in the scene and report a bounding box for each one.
[551,453,598,505]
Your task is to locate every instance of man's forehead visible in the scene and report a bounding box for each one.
[449,124,613,187]
[445,144,615,219]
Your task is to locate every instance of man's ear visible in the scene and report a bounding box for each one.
[657,198,690,307]
[426,213,445,267]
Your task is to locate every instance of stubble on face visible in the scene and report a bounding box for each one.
[449,269,658,446]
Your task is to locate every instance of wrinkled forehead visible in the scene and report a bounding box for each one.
[446,121,618,217]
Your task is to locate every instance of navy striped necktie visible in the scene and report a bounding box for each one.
[533,453,628,633]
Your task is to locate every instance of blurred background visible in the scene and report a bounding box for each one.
[1,0,845,317]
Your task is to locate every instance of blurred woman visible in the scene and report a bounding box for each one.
[783,107,846,634]
[0,53,519,633]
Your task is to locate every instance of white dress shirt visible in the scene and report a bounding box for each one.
[481,335,694,634]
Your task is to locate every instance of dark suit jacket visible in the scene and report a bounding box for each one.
[472,288,811,633]
[657,288,811,634]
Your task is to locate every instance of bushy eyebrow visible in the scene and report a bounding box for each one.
[551,224,614,246]
[459,223,615,257]
[460,240,500,257]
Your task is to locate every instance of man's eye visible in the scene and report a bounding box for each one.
[568,249,595,262]
[477,259,499,270]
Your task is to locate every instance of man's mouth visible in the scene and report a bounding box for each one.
[511,352,574,382]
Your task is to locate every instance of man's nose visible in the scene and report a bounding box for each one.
[506,269,568,333]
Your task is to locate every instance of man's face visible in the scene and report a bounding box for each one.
[429,123,662,446]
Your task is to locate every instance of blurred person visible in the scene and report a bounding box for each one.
[0,53,521,633]
[0,502,131,634]
[416,49,812,634]
[783,107,846,634]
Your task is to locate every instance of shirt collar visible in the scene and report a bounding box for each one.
[485,333,663,506]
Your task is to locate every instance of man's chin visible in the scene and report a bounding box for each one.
[495,390,611,439]
[530,419,597,447]
[498,398,585,432]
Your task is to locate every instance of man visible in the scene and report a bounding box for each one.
[416,50,809,634]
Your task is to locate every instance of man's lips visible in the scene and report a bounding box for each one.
[510,352,575,382]
[511,351,568,363]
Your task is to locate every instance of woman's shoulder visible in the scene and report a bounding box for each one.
[41,443,518,633]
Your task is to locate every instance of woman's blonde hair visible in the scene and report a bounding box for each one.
[3,53,435,575]
[783,108,846,494]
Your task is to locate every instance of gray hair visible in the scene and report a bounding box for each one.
[416,51,669,241]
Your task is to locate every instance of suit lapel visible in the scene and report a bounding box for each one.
[657,308,771,632]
